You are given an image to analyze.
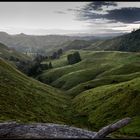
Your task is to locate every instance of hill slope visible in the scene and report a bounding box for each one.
[0,58,70,124]
[0,42,30,61]
[72,77,140,136]
[1,52,140,137]
[37,50,140,137]
[0,32,99,55]
[86,29,140,52]
[38,50,140,93]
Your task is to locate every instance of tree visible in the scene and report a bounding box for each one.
[52,52,58,59]
[57,49,63,56]
[67,51,81,65]
[28,61,43,77]
[41,63,49,70]
[73,52,81,62]
[48,62,53,69]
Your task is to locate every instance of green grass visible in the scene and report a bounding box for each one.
[0,58,71,124]
[52,66,110,90]
[38,50,140,91]
[1,49,140,138]
[0,42,30,61]
[72,77,140,136]
[37,50,140,137]
[67,72,140,97]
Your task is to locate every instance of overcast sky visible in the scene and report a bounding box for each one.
[0,2,140,36]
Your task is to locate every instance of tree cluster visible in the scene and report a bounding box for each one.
[67,51,81,65]
[49,49,63,59]
[9,49,63,77]
[15,55,53,77]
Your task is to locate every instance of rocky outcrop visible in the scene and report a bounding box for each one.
[0,118,131,139]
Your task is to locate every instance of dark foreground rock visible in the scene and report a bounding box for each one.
[0,118,131,139]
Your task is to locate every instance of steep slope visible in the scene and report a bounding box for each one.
[86,29,140,52]
[0,58,70,124]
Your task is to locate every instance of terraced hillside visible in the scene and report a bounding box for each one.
[37,50,140,137]
[0,58,71,124]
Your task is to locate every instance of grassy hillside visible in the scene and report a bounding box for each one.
[61,40,94,51]
[38,50,140,92]
[37,50,140,137]
[0,58,70,124]
[68,72,140,97]
[0,42,30,61]
[1,50,140,137]
[72,77,140,136]
[86,29,140,52]
[48,28,140,53]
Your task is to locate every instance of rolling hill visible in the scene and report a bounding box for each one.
[44,28,140,53]
[1,29,140,138]
[86,29,140,52]
[38,50,140,91]
[37,50,140,137]
[0,32,100,55]
[72,77,140,136]
[0,42,30,62]
[0,58,71,124]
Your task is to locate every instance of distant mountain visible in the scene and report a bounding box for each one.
[0,42,30,61]
[86,29,140,52]
[0,32,101,55]
[0,30,138,54]
[61,40,95,51]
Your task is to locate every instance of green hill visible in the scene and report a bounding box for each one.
[38,50,140,92]
[61,40,94,51]
[0,58,70,124]
[37,50,140,137]
[56,28,140,53]
[86,29,140,52]
[72,77,140,136]
[0,42,30,61]
[1,50,140,137]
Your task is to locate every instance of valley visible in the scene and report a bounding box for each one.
[0,28,140,138]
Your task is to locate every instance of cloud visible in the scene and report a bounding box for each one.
[78,2,140,23]
[54,11,66,14]
[82,1,117,11]
[67,8,81,12]
[106,8,140,23]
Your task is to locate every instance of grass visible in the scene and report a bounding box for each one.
[1,49,140,137]
[38,50,140,91]
[37,50,140,137]
[72,77,140,136]
[0,42,30,61]
[67,72,140,97]
[0,58,71,124]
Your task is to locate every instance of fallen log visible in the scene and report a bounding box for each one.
[93,117,132,139]
[0,117,131,139]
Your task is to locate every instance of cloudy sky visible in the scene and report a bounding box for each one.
[0,2,140,36]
